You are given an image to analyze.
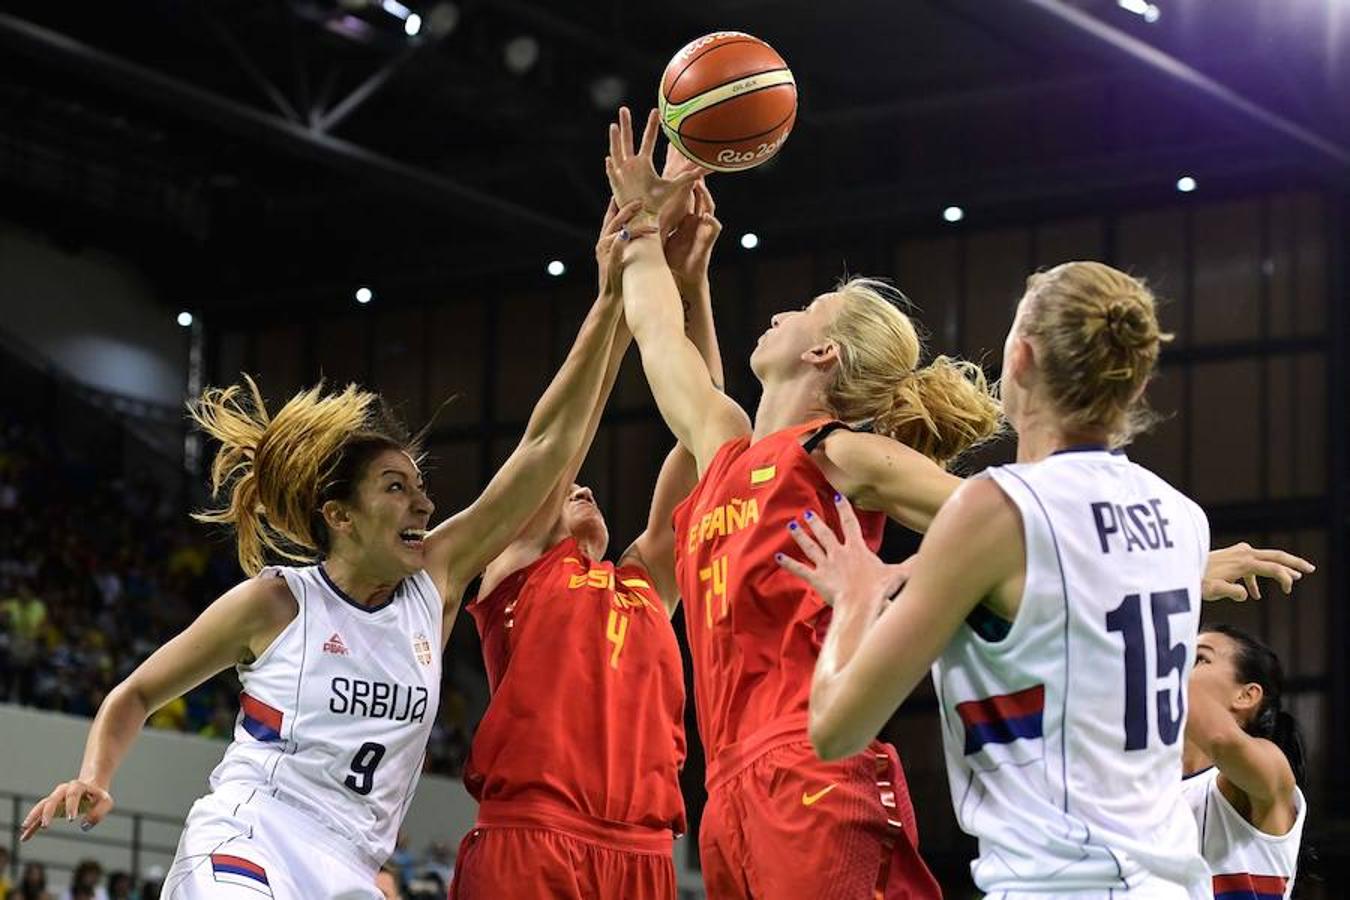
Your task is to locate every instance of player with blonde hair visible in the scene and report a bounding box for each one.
[784,261,1314,898]
[605,106,1004,899]
[20,202,653,900]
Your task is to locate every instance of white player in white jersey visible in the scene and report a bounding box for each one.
[1181,624,1307,899]
[778,261,1313,899]
[20,202,650,899]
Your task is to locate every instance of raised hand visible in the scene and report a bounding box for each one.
[605,107,707,222]
[664,180,723,288]
[1203,542,1315,602]
[595,199,658,299]
[776,495,905,609]
[21,779,114,840]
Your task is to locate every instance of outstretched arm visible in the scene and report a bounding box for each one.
[21,576,296,839]
[1202,542,1314,602]
[478,203,654,597]
[780,483,1023,760]
[423,203,649,613]
[606,107,749,471]
[621,176,725,613]
[1185,678,1297,829]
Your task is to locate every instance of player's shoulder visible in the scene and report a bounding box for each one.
[221,570,300,628]
[815,427,933,480]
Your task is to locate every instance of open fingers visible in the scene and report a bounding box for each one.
[62,783,88,822]
[695,179,716,216]
[831,492,866,545]
[775,551,824,595]
[603,199,644,236]
[800,508,842,555]
[618,107,633,160]
[1252,548,1315,575]
[608,122,622,164]
[638,108,661,160]
[786,519,828,566]
[35,787,66,833]
[600,196,619,231]
[1244,573,1260,601]
[1249,559,1297,594]
[1207,579,1248,603]
[20,797,47,841]
[84,791,113,829]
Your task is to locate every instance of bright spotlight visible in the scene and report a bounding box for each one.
[1176,175,1197,193]
[355,286,373,304]
[547,260,566,277]
[404,13,422,36]
[942,206,964,223]
[1118,0,1161,22]
[740,233,759,250]
[177,311,193,328]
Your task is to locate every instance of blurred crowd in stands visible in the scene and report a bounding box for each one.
[0,412,476,776]
[0,840,458,900]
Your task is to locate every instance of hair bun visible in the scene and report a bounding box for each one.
[1103,298,1155,352]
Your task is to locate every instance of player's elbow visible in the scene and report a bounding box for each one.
[809,708,863,762]
[1197,719,1247,759]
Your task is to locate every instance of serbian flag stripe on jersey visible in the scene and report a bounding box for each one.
[956,684,1045,757]
[239,693,283,742]
[1213,873,1288,900]
[211,854,272,896]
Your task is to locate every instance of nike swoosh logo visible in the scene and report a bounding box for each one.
[801,784,838,806]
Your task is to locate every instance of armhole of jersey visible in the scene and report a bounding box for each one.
[1212,770,1308,843]
[800,419,869,454]
[410,569,446,639]
[246,567,305,671]
[977,467,1057,654]
[672,435,746,534]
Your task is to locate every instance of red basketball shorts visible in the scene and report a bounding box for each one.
[698,733,940,900]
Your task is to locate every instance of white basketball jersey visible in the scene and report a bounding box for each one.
[1180,767,1304,899]
[933,448,1211,894]
[209,564,442,867]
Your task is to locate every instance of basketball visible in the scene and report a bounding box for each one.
[659,31,797,173]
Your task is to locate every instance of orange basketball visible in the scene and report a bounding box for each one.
[658,32,797,173]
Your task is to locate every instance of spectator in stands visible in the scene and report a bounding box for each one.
[2,582,42,705]
[0,845,11,899]
[421,840,454,887]
[14,861,51,900]
[103,873,132,900]
[58,861,107,900]
[0,406,474,774]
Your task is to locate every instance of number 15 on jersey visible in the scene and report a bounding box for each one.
[1106,588,1192,752]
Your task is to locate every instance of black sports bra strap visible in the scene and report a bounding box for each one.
[801,420,873,454]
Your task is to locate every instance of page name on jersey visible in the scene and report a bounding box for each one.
[1091,498,1175,554]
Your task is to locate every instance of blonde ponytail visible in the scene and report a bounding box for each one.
[874,355,1002,467]
[823,277,1002,468]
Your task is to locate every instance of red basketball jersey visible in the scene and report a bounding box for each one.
[672,420,885,770]
[464,538,687,834]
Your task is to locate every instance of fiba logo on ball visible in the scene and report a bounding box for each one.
[659,31,798,173]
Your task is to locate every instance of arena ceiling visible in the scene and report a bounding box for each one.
[0,0,1346,316]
